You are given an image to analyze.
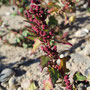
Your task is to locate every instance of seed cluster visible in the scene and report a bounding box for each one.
[25,1,54,41]
[64,75,72,90]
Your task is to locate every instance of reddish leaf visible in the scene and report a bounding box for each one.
[31,38,42,54]
[54,36,73,46]
[58,56,70,76]
[43,78,53,90]
[62,32,68,39]
[48,7,58,13]
[40,55,50,68]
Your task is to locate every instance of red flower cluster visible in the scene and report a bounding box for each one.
[64,75,72,90]
[25,0,55,43]
[41,45,58,59]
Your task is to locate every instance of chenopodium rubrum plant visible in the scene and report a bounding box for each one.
[25,0,72,89]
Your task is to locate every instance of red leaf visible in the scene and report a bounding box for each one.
[43,78,53,90]
[62,32,68,39]
[31,38,42,54]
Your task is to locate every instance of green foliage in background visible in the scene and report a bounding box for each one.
[0,0,9,5]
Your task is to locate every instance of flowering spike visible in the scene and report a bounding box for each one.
[64,75,72,90]
[31,0,34,3]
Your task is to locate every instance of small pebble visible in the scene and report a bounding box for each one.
[85,67,90,77]
[87,86,90,90]
[0,68,14,83]
[83,43,90,56]
[60,54,65,58]
[5,12,11,16]
[17,87,23,90]
[21,79,30,90]
[56,59,61,65]
[75,28,89,38]
[8,76,17,89]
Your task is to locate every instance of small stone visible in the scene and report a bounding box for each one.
[70,38,77,44]
[21,79,30,90]
[75,47,81,52]
[0,68,14,83]
[66,62,72,69]
[56,59,61,65]
[70,53,89,63]
[0,86,4,90]
[83,3,88,8]
[75,29,89,38]
[5,32,16,44]
[1,21,8,28]
[8,76,17,89]
[77,83,86,90]
[69,53,90,75]
[1,82,7,88]
[60,54,65,58]
[5,12,11,16]
[17,87,23,90]
[83,43,90,56]
[23,66,28,71]
[85,67,90,77]
[83,28,89,33]
[87,86,90,90]
[76,10,80,15]
[10,5,18,13]
[26,71,31,78]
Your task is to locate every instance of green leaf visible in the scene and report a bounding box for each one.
[44,29,49,32]
[36,16,40,20]
[88,8,90,12]
[87,74,90,80]
[48,16,58,26]
[27,36,38,41]
[32,14,34,18]
[15,37,20,43]
[11,13,17,16]
[50,40,55,46]
[29,32,36,36]
[22,0,25,2]
[40,55,50,68]
[19,8,24,13]
[48,67,60,84]
[46,17,49,25]
[76,0,80,2]
[28,80,38,90]
[54,0,59,2]
[23,43,28,48]
[22,30,30,37]
[24,20,36,25]
[73,72,87,81]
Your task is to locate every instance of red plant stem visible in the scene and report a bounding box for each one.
[13,0,16,5]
